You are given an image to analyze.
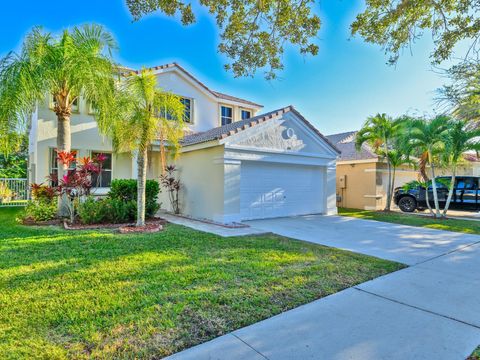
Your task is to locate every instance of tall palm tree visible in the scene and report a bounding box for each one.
[355,113,401,211]
[441,119,480,216]
[409,115,450,218]
[0,24,117,211]
[101,69,185,227]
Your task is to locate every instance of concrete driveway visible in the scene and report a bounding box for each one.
[166,215,480,360]
[246,214,480,265]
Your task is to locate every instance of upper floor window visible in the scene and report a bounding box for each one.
[241,109,251,120]
[221,105,233,126]
[180,98,192,123]
[91,152,112,188]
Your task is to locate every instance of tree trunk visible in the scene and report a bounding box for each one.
[57,115,71,216]
[390,166,396,210]
[428,150,441,218]
[136,146,148,227]
[424,183,434,215]
[442,165,456,218]
[383,142,392,211]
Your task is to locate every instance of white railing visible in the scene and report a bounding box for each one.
[0,178,29,206]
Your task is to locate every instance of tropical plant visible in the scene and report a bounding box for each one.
[55,150,106,223]
[160,165,181,214]
[355,113,402,211]
[0,182,13,204]
[99,69,185,226]
[440,119,480,216]
[408,115,450,218]
[0,24,118,212]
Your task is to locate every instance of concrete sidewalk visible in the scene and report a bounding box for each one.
[166,218,480,360]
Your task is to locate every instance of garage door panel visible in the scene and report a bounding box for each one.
[240,161,324,220]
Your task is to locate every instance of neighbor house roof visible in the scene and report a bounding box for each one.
[182,105,340,153]
[124,62,263,108]
[326,131,378,162]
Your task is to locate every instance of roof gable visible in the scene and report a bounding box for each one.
[126,62,263,108]
[326,131,378,161]
[182,106,339,157]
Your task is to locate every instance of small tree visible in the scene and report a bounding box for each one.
[409,116,450,218]
[100,69,185,227]
[0,24,118,212]
[356,113,402,211]
[441,119,480,217]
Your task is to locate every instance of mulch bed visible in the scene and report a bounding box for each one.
[22,218,62,226]
[118,223,163,234]
[63,217,167,232]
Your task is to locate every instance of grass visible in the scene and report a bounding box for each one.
[0,208,404,359]
[339,208,480,235]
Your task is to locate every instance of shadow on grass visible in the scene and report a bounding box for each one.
[0,207,405,359]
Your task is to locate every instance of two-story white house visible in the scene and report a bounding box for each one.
[28,62,338,223]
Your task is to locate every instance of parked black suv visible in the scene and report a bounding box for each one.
[394,176,480,212]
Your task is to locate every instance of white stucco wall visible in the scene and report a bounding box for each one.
[159,145,225,220]
[155,70,259,132]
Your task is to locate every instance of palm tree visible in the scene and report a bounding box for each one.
[355,113,401,211]
[100,69,185,227]
[441,119,480,217]
[409,115,450,218]
[0,24,117,211]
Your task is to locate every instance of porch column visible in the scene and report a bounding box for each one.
[325,162,337,215]
[213,158,242,224]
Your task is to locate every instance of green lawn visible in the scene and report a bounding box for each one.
[339,208,480,235]
[0,208,404,359]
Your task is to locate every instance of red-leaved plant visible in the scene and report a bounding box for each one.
[160,165,181,214]
[53,151,106,222]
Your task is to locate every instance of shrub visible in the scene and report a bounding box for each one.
[21,200,57,222]
[30,184,57,203]
[77,196,137,225]
[109,179,160,218]
[77,197,107,225]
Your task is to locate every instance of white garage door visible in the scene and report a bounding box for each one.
[240,161,324,220]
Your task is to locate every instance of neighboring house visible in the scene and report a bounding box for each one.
[326,131,479,210]
[28,62,339,223]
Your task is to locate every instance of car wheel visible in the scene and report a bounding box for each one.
[398,196,417,213]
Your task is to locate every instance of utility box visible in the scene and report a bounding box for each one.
[339,175,347,189]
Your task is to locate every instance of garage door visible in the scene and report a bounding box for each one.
[240,161,324,220]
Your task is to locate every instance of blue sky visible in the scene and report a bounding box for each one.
[0,0,447,134]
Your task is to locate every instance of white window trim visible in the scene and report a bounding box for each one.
[180,97,194,124]
[220,104,234,126]
[240,108,252,120]
[89,151,113,189]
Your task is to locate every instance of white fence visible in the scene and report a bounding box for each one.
[0,178,29,206]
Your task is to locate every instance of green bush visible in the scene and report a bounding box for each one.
[21,200,57,222]
[109,179,160,218]
[77,197,137,225]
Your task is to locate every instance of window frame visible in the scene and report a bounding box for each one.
[240,109,252,120]
[90,151,113,188]
[49,148,77,186]
[220,105,234,126]
[180,97,193,123]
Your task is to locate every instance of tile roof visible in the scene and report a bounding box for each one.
[124,62,263,108]
[182,105,340,154]
[326,131,378,161]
